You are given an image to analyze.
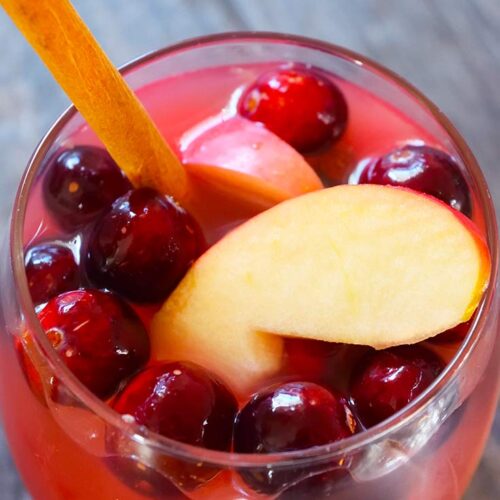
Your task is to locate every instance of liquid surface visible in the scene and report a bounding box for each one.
[17,62,480,499]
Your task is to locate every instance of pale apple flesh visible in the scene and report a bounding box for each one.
[181,115,323,208]
[151,185,490,394]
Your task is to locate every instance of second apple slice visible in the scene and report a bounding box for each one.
[181,116,323,208]
[151,185,490,394]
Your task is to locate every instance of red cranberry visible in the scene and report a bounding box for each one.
[350,345,445,427]
[85,188,205,303]
[234,382,356,493]
[112,361,237,451]
[358,145,471,216]
[429,320,471,344]
[43,146,132,228]
[37,289,150,399]
[235,381,356,452]
[110,362,236,490]
[25,243,79,305]
[238,66,348,153]
[283,339,343,384]
[283,339,370,392]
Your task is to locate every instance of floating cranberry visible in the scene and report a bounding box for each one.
[238,66,348,153]
[25,242,79,305]
[85,188,205,303]
[350,345,444,427]
[358,145,471,216]
[113,361,237,451]
[43,146,132,228]
[234,381,356,493]
[235,381,355,453]
[111,362,236,490]
[37,289,150,399]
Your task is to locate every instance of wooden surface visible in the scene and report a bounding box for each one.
[0,0,498,498]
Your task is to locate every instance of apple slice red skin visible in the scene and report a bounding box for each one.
[182,116,323,209]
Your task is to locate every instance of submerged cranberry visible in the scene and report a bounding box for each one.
[112,361,237,451]
[283,338,343,383]
[43,146,132,228]
[85,188,205,303]
[37,289,150,399]
[25,243,79,305]
[238,66,348,153]
[350,345,444,427]
[359,145,471,216]
[283,339,369,391]
[429,320,471,344]
[234,382,356,493]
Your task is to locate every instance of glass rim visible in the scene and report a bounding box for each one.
[10,31,499,469]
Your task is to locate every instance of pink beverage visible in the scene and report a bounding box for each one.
[0,35,498,500]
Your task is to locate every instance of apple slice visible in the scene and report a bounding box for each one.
[151,185,490,394]
[181,116,323,208]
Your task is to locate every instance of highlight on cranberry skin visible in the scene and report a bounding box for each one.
[43,145,133,228]
[235,381,356,453]
[234,381,357,493]
[25,242,79,305]
[238,66,348,153]
[112,361,237,451]
[85,187,205,303]
[37,289,150,399]
[350,345,445,428]
[358,144,472,217]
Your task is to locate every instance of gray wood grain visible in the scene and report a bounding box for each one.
[0,0,498,498]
